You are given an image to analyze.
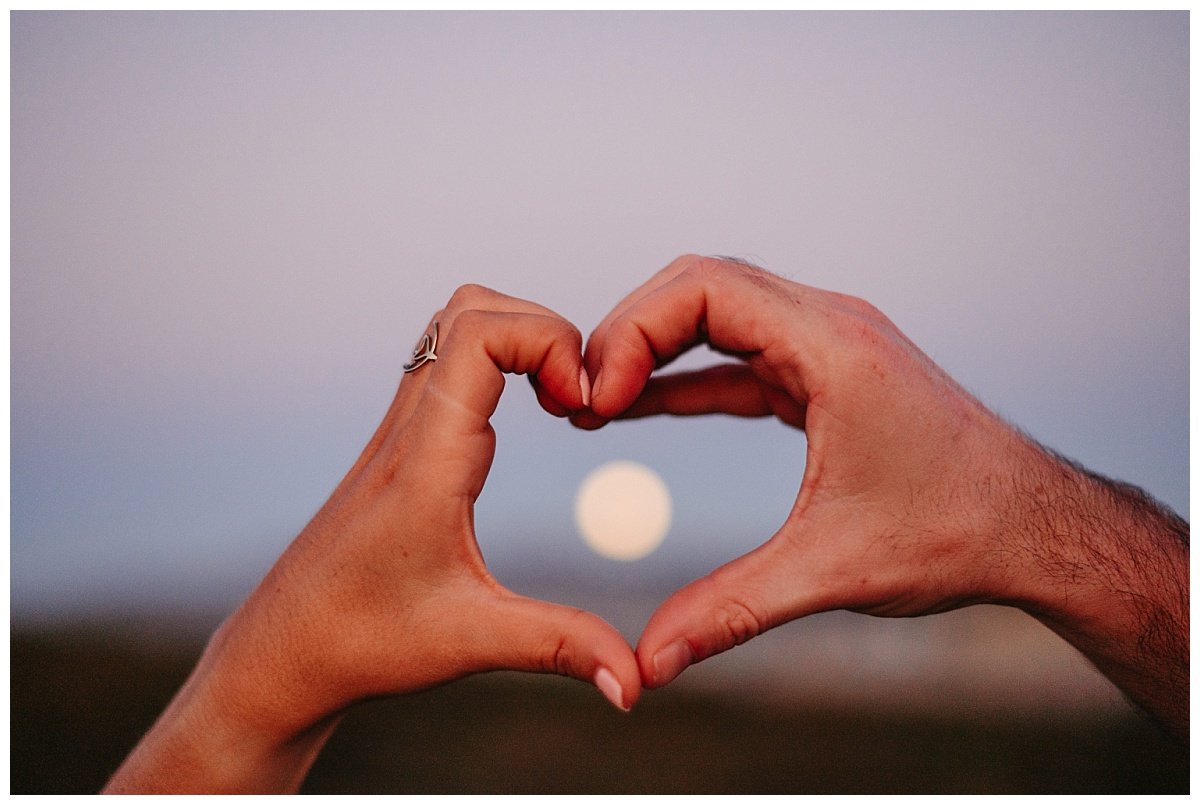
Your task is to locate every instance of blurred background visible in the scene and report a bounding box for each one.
[10,11,1188,793]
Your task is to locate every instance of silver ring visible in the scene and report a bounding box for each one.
[402,321,439,373]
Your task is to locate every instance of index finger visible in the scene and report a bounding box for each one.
[585,256,811,420]
[418,308,586,437]
[582,256,704,378]
[351,287,584,477]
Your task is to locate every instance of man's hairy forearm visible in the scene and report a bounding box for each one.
[1006,443,1189,741]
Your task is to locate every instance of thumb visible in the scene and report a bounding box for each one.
[635,537,803,689]
[469,591,642,711]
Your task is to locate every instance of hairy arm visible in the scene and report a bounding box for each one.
[576,254,1188,742]
[1007,444,1188,740]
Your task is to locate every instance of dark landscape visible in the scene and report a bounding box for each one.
[11,621,1188,794]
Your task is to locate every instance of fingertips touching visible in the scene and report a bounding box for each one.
[585,324,661,420]
[529,368,590,419]
[578,366,591,408]
[522,317,587,413]
[644,639,695,689]
[592,667,627,712]
[528,375,572,418]
[586,261,758,419]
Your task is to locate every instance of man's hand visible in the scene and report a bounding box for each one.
[575,255,1188,741]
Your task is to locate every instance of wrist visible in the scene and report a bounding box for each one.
[104,617,344,793]
[984,437,1188,737]
[982,438,1096,614]
[992,441,1183,627]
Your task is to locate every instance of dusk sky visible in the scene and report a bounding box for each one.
[11,12,1188,627]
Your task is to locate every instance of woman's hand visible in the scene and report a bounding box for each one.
[574,255,1187,740]
[104,285,640,794]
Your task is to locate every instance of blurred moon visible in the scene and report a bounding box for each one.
[575,460,672,561]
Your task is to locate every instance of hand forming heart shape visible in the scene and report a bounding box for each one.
[106,256,1189,792]
[565,256,1035,689]
[568,256,1187,753]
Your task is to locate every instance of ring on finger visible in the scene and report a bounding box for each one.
[402,321,439,373]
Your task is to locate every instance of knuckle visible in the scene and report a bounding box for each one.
[451,307,489,333]
[676,254,719,281]
[841,316,883,353]
[669,253,707,273]
[829,296,899,355]
[714,598,764,650]
[441,308,490,349]
[448,283,497,310]
[610,320,652,364]
[670,253,743,287]
[843,293,885,322]
[551,317,584,351]
[550,636,573,677]
[536,632,573,677]
[537,608,591,678]
[680,254,777,296]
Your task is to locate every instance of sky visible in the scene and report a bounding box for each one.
[11,11,1189,626]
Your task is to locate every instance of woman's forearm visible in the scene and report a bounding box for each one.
[102,618,344,794]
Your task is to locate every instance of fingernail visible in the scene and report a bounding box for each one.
[593,666,628,712]
[652,640,694,686]
[578,367,591,408]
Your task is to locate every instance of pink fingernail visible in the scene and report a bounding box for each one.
[652,640,694,686]
[578,367,591,408]
[593,667,628,711]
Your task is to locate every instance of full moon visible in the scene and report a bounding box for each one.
[574,460,672,561]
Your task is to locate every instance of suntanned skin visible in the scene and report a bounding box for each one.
[573,255,1187,742]
[105,257,1187,793]
[103,287,640,794]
